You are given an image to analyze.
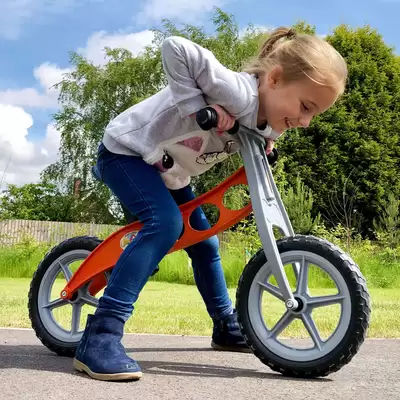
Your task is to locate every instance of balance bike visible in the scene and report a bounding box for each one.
[28,107,371,378]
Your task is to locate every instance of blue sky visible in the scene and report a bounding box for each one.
[0,0,398,187]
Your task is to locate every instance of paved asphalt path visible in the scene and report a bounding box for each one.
[0,328,399,400]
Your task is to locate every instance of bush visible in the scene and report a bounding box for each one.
[281,174,322,234]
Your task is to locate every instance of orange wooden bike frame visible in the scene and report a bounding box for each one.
[60,166,252,301]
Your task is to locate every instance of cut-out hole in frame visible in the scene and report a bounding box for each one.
[222,184,250,211]
[189,203,220,231]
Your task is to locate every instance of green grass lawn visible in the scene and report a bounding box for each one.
[0,278,399,338]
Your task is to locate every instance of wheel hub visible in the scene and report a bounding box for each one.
[69,291,79,303]
[292,295,305,313]
[286,295,307,313]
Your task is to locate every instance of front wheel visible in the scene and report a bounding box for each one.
[236,235,371,378]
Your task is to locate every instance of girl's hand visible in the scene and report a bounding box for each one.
[266,138,274,155]
[209,104,236,135]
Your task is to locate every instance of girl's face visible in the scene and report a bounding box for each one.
[257,66,339,135]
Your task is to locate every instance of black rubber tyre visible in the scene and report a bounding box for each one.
[28,236,102,357]
[235,234,371,378]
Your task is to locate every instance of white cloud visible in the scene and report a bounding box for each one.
[78,29,155,66]
[0,0,102,40]
[0,27,152,107]
[39,123,61,158]
[0,104,60,187]
[135,0,225,25]
[0,24,156,186]
[34,62,73,93]
[0,63,72,109]
[0,87,58,109]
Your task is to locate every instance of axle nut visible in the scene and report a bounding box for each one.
[286,299,295,309]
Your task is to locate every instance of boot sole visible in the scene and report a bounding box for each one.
[211,341,253,354]
[73,358,142,381]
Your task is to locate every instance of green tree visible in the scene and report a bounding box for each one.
[373,191,400,249]
[42,9,400,236]
[40,41,165,224]
[0,182,117,224]
[0,183,76,222]
[278,25,400,237]
[281,174,322,234]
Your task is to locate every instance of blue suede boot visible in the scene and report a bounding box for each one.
[73,314,142,381]
[211,311,252,353]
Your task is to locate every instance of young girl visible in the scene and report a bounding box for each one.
[73,27,348,381]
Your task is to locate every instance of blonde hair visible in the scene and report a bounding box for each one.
[243,27,348,96]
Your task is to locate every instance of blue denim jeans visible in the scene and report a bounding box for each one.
[93,143,233,322]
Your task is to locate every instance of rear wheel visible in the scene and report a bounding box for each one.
[28,236,107,357]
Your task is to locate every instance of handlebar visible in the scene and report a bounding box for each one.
[195,107,240,135]
[195,106,279,165]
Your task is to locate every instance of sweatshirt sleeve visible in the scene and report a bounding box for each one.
[161,36,256,119]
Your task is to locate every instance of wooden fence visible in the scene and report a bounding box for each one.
[0,219,121,246]
[0,219,229,249]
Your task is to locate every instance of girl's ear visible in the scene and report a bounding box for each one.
[267,66,284,89]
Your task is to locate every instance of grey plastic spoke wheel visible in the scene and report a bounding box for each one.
[28,236,103,357]
[266,310,294,340]
[58,260,72,281]
[248,249,351,362]
[81,293,100,308]
[42,298,69,310]
[257,281,284,301]
[301,312,323,351]
[37,249,95,343]
[71,303,83,335]
[296,255,308,294]
[236,235,371,378]
[307,294,346,308]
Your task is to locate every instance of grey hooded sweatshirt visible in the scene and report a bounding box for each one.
[102,35,280,189]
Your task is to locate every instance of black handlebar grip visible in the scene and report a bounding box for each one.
[227,121,240,135]
[196,107,239,135]
[196,107,218,130]
[266,148,279,165]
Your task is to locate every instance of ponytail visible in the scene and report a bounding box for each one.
[258,27,296,59]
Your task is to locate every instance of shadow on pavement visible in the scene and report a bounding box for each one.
[0,344,331,382]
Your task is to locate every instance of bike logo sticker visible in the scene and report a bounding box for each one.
[120,231,138,250]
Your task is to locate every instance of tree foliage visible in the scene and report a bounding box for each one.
[0,183,76,222]
[0,181,117,224]
[32,9,400,235]
[278,24,400,236]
